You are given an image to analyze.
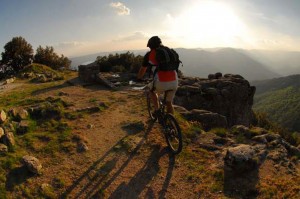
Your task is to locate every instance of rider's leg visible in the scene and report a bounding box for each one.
[166,101,174,114]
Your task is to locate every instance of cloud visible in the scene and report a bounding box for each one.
[55,41,87,48]
[112,31,148,42]
[110,2,130,16]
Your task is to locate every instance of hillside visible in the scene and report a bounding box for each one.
[0,73,299,198]
[252,75,300,132]
[70,48,289,81]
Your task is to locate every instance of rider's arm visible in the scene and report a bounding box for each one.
[137,66,147,79]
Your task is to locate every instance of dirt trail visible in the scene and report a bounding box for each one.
[30,84,198,199]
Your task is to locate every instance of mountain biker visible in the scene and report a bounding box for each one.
[137,36,178,114]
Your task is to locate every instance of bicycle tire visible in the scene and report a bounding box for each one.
[163,114,183,154]
[146,91,157,121]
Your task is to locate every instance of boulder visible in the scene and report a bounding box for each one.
[182,109,227,131]
[224,144,258,172]
[21,155,42,174]
[78,62,100,82]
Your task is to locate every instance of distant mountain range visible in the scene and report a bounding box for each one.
[252,74,300,132]
[70,48,300,81]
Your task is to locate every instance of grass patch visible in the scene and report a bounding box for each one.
[210,128,228,138]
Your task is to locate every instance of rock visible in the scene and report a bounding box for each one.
[215,72,222,79]
[224,74,244,79]
[0,110,7,123]
[77,142,89,152]
[0,127,4,139]
[87,124,94,129]
[17,120,30,134]
[3,132,15,147]
[177,85,201,95]
[252,135,268,144]
[208,74,215,80]
[10,107,29,121]
[203,87,218,95]
[0,144,8,153]
[250,127,268,135]
[173,105,189,114]
[4,77,16,84]
[96,74,116,89]
[21,155,42,174]
[58,91,69,96]
[224,144,258,172]
[264,133,281,142]
[182,109,227,131]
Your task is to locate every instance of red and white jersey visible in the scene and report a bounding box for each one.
[145,49,177,82]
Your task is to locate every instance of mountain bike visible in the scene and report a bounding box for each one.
[144,86,183,154]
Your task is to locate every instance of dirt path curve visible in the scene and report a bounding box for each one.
[32,84,196,199]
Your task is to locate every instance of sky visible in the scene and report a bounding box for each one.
[1,0,300,57]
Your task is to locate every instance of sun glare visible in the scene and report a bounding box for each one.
[167,1,248,48]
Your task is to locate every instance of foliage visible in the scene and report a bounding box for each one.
[1,36,34,76]
[34,46,71,70]
[254,86,300,132]
[96,52,143,73]
[252,111,300,146]
[21,63,58,74]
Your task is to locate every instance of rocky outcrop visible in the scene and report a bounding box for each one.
[175,73,256,127]
[78,62,99,82]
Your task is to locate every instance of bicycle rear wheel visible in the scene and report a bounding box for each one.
[146,91,157,121]
[164,114,183,154]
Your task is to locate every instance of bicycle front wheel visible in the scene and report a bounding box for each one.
[164,114,183,154]
[146,91,157,121]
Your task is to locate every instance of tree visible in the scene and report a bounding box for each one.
[1,36,34,73]
[34,46,71,70]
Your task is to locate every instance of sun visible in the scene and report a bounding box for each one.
[166,1,248,48]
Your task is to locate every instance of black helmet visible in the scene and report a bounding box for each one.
[147,36,161,49]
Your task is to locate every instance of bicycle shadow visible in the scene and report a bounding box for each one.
[61,120,160,198]
[106,148,175,199]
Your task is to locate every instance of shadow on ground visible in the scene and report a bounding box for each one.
[223,166,259,198]
[5,166,35,191]
[61,121,176,199]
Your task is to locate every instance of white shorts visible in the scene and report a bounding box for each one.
[148,79,178,102]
